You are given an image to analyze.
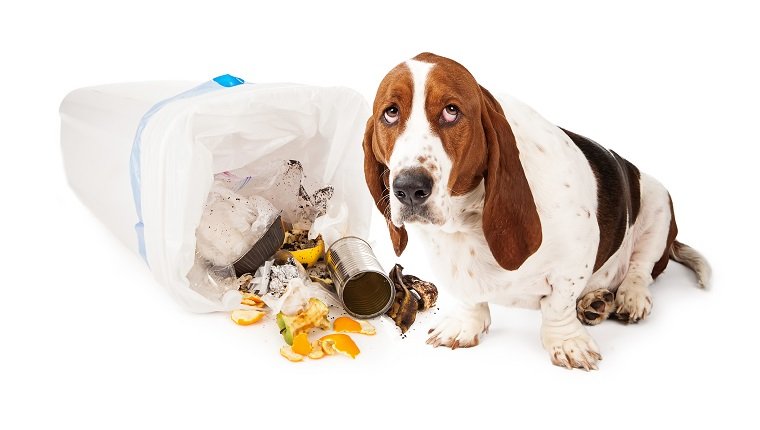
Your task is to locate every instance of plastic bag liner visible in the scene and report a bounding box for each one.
[60,76,373,312]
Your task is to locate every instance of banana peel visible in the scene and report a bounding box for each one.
[386,264,439,333]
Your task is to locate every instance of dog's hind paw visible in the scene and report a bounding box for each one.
[577,289,615,326]
[611,285,652,324]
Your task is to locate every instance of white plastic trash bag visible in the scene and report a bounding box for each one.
[60,75,373,312]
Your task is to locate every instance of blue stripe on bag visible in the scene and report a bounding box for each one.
[129,74,245,264]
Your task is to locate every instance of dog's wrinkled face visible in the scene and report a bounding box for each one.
[368,53,488,229]
[364,52,542,269]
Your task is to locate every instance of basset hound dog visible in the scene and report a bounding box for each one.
[363,53,711,370]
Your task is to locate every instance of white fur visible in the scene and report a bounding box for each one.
[387,58,678,370]
[388,60,452,227]
[670,240,712,289]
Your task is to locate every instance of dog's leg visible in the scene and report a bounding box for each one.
[541,278,602,370]
[426,302,491,348]
[611,263,654,323]
[611,174,674,323]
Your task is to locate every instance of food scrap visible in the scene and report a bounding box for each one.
[276,298,330,345]
[230,309,266,326]
[333,316,376,335]
[240,292,265,308]
[318,334,360,359]
[279,346,305,362]
[279,332,361,362]
[291,332,313,356]
[203,160,383,363]
[237,273,255,293]
[386,264,438,333]
[282,230,324,267]
[307,341,326,360]
[305,261,333,289]
[277,306,370,362]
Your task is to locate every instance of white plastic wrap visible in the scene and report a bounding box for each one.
[60,80,373,312]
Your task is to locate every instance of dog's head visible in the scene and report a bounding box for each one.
[363,52,542,270]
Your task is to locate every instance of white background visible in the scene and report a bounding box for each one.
[1,1,758,428]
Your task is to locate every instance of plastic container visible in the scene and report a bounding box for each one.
[60,76,373,312]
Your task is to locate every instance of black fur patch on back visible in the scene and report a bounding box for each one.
[560,128,641,271]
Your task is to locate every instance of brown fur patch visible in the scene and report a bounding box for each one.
[561,128,641,272]
[419,56,547,271]
[415,53,487,196]
[362,63,415,256]
[367,63,414,165]
[480,86,542,270]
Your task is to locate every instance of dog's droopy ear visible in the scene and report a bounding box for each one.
[362,116,408,255]
[480,86,542,270]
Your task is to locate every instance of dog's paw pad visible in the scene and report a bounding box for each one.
[577,289,615,326]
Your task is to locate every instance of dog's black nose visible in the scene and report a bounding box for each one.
[393,169,433,206]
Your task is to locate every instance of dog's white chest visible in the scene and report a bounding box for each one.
[413,224,550,309]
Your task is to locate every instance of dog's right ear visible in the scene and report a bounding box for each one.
[362,116,408,256]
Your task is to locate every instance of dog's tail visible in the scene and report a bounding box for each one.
[669,240,711,289]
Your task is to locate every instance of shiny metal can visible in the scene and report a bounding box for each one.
[325,236,394,319]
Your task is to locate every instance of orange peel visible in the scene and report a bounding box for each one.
[291,332,312,356]
[230,309,265,326]
[279,346,304,362]
[241,293,266,308]
[307,341,326,359]
[317,334,360,359]
[333,316,376,335]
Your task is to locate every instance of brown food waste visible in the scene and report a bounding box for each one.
[385,264,438,333]
[281,229,319,252]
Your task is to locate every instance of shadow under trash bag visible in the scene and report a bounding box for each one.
[60,75,373,312]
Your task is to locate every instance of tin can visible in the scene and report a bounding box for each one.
[325,236,394,319]
[231,215,285,277]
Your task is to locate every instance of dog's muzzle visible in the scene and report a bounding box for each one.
[392,167,433,207]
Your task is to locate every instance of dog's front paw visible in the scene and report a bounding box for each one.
[426,303,490,349]
[612,286,652,324]
[542,328,601,371]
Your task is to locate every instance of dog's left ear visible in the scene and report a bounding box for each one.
[362,116,408,256]
[479,86,542,270]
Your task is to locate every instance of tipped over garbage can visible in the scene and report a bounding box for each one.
[60,76,373,312]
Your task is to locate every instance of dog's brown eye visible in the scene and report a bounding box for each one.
[383,106,400,124]
[441,105,459,123]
